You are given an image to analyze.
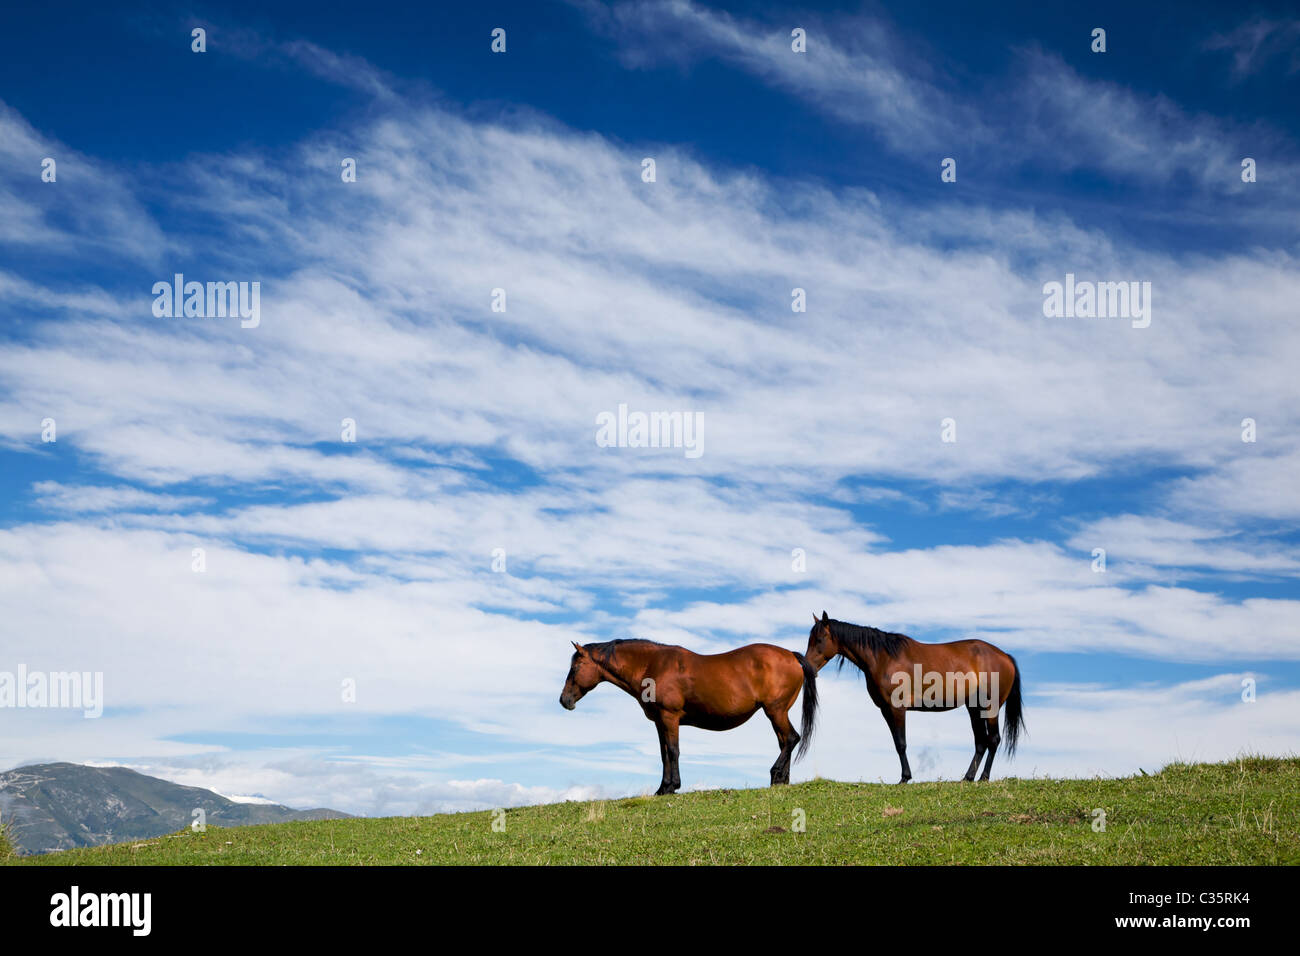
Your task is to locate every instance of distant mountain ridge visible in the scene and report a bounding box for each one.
[0,762,348,855]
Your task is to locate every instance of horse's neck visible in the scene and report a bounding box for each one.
[600,646,650,695]
[844,642,882,675]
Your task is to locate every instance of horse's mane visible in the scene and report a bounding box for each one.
[828,619,912,662]
[587,638,666,667]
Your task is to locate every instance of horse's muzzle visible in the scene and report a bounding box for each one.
[559,695,576,710]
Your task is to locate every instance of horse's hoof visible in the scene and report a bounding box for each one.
[897,777,911,785]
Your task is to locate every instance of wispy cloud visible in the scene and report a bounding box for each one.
[31,482,213,513]
[577,1,1300,202]
[1205,17,1300,77]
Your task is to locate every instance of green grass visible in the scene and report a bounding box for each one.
[9,757,1298,865]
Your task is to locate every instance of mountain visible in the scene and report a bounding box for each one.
[0,762,348,855]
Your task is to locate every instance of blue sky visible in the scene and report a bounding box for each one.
[1,0,1298,813]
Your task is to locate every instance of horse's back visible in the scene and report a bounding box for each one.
[672,643,803,720]
[903,638,1017,705]
[700,643,802,681]
[700,642,795,662]
[913,638,1013,665]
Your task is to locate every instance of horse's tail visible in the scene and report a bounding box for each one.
[794,652,818,762]
[1003,655,1026,757]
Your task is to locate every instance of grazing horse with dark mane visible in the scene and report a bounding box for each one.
[805,612,1025,783]
[559,639,819,795]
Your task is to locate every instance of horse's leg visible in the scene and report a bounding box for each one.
[882,705,911,783]
[963,706,988,782]
[765,706,799,786]
[659,712,682,794]
[978,712,1002,781]
[653,720,672,795]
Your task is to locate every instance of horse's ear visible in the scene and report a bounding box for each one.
[821,610,829,622]
[571,641,585,655]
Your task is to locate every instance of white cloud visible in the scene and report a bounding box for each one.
[578,0,979,154]
[31,482,213,514]
[1068,514,1300,577]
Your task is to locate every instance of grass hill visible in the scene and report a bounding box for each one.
[12,754,1300,868]
[7,756,1296,866]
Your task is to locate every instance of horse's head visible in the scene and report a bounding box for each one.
[805,611,837,670]
[559,641,603,710]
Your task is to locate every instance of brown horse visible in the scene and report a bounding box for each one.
[805,612,1025,783]
[559,639,819,795]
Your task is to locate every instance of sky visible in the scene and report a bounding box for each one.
[0,0,1298,815]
